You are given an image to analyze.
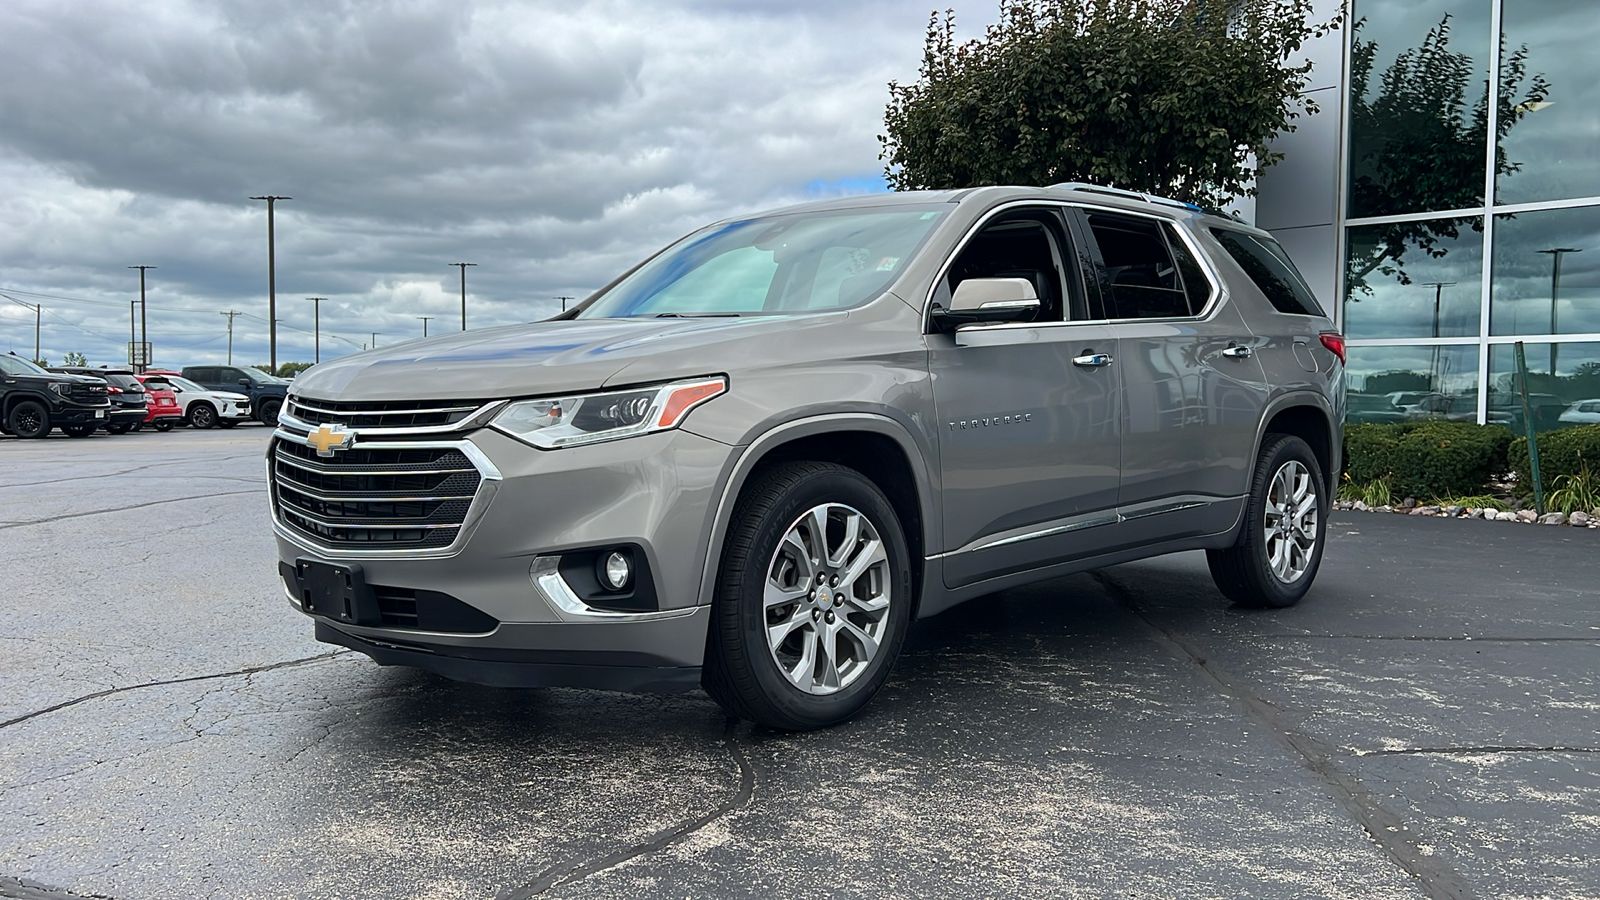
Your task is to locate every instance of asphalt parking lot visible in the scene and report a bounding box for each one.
[2,428,1598,899]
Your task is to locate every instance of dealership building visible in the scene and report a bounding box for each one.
[1249,0,1599,428]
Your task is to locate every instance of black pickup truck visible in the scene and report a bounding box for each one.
[0,354,112,438]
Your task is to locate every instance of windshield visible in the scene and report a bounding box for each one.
[0,355,48,376]
[168,376,206,393]
[576,205,948,319]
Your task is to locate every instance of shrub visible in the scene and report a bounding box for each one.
[1343,421,1513,500]
[1509,424,1600,493]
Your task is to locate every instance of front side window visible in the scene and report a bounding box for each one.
[938,209,1078,323]
[1085,212,1197,319]
[577,206,948,319]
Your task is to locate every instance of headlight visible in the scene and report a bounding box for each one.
[491,376,726,449]
[48,383,72,396]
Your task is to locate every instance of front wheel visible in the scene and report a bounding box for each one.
[1207,434,1327,609]
[257,398,282,425]
[703,461,913,731]
[6,400,51,439]
[189,403,217,429]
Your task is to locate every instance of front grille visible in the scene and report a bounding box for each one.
[285,396,487,430]
[69,384,108,403]
[271,438,483,550]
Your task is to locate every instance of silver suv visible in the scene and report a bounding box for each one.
[271,184,1344,730]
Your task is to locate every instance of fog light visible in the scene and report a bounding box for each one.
[600,550,632,591]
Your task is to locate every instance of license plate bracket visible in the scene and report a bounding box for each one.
[294,558,381,626]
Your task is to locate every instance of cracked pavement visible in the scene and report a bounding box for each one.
[3,428,1598,898]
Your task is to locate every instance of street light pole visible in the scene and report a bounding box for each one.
[418,316,433,337]
[1537,248,1581,375]
[250,195,291,373]
[128,265,155,372]
[306,299,326,364]
[220,311,241,364]
[1421,281,1455,382]
[370,332,383,350]
[449,263,476,330]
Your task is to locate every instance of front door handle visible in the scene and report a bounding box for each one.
[1073,352,1114,368]
[1221,344,1253,359]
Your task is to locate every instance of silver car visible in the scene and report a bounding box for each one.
[272,184,1344,730]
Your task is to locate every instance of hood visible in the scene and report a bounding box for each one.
[289,315,846,402]
[25,372,105,385]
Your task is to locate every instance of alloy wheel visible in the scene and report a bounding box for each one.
[1262,460,1318,583]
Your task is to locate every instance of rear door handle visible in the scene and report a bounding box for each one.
[1221,344,1253,359]
[1073,352,1114,368]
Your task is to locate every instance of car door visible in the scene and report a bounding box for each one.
[929,205,1123,588]
[1070,208,1269,544]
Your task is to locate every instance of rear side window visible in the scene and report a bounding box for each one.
[1209,229,1325,316]
[1085,213,1202,319]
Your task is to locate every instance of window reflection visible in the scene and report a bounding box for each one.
[1490,206,1600,336]
[1345,218,1482,339]
[1497,1,1600,204]
[1344,345,1479,425]
[1488,342,1600,434]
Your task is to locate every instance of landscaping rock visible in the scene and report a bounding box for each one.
[1444,505,1465,517]
[1571,510,1591,527]
[1516,509,1539,523]
[1538,512,1568,525]
[1401,497,1418,509]
[1375,505,1396,513]
[1495,510,1520,522]
[1410,505,1441,516]
[1353,501,1369,511]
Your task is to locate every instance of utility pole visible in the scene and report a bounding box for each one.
[130,301,136,360]
[449,263,476,330]
[249,195,291,372]
[555,295,575,312]
[307,298,326,364]
[220,311,242,364]
[22,302,41,363]
[418,316,433,337]
[129,265,155,372]
[370,332,383,350]
[1537,248,1581,375]
[1421,282,1455,382]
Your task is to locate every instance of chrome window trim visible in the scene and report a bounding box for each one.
[922,198,1227,331]
[269,429,503,560]
[278,398,507,436]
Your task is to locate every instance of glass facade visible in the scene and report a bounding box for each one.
[1340,0,1600,427]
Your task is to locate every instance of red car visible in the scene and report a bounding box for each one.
[135,374,186,431]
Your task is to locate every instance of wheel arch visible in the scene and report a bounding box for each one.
[1256,393,1340,492]
[4,391,50,418]
[697,414,937,617]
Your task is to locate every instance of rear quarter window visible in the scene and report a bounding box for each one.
[1209,228,1325,317]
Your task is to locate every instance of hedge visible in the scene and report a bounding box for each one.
[1343,422,1514,500]
[1509,424,1600,491]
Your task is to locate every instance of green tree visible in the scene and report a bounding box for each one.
[62,351,88,366]
[1345,15,1548,295]
[276,362,313,378]
[880,0,1335,207]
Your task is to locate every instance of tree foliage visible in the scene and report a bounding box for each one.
[1345,15,1548,296]
[62,351,88,366]
[880,0,1334,207]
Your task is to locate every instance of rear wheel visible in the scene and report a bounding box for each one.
[62,425,97,438]
[6,400,50,439]
[703,461,913,731]
[1207,434,1327,609]
[189,402,217,429]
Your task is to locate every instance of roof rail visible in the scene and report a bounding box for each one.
[1048,182,1202,212]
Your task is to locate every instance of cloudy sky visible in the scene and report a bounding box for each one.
[0,0,993,368]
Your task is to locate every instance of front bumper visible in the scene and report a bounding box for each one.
[51,404,112,425]
[218,399,252,421]
[272,425,735,688]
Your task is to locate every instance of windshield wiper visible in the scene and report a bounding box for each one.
[653,312,742,318]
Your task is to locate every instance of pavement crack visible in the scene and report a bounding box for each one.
[1357,745,1599,756]
[501,720,757,899]
[1090,570,1479,900]
[0,652,348,731]
[0,489,266,531]
[0,875,116,899]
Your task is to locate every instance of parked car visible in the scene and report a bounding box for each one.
[1487,391,1570,432]
[1345,392,1405,424]
[134,374,186,431]
[48,367,147,433]
[181,365,289,425]
[1383,390,1434,415]
[144,371,252,428]
[1558,399,1600,425]
[270,183,1344,730]
[1,354,111,438]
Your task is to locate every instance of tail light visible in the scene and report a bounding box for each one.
[107,386,123,394]
[1319,332,1346,364]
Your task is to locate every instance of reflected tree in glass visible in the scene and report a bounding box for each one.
[1346,15,1549,297]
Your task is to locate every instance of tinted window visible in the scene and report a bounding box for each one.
[1087,213,1193,319]
[1210,229,1326,316]
[1164,224,1214,314]
[143,379,174,391]
[943,211,1077,322]
[0,355,48,376]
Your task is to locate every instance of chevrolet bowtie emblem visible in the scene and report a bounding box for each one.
[307,423,354,457]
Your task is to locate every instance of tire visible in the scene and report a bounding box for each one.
[106,422,132,435]
[703,461,914,731]
[189,403,217,429]
[258,398,282,425]
[1207,434,1327,609]
[130,422,143,432]
[217,420,238,429]
[6,400,51,439]
[62,425,97,438]
[153,420,173,432]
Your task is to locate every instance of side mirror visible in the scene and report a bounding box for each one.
[238,378,250,386]
[930,277,1040,332]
